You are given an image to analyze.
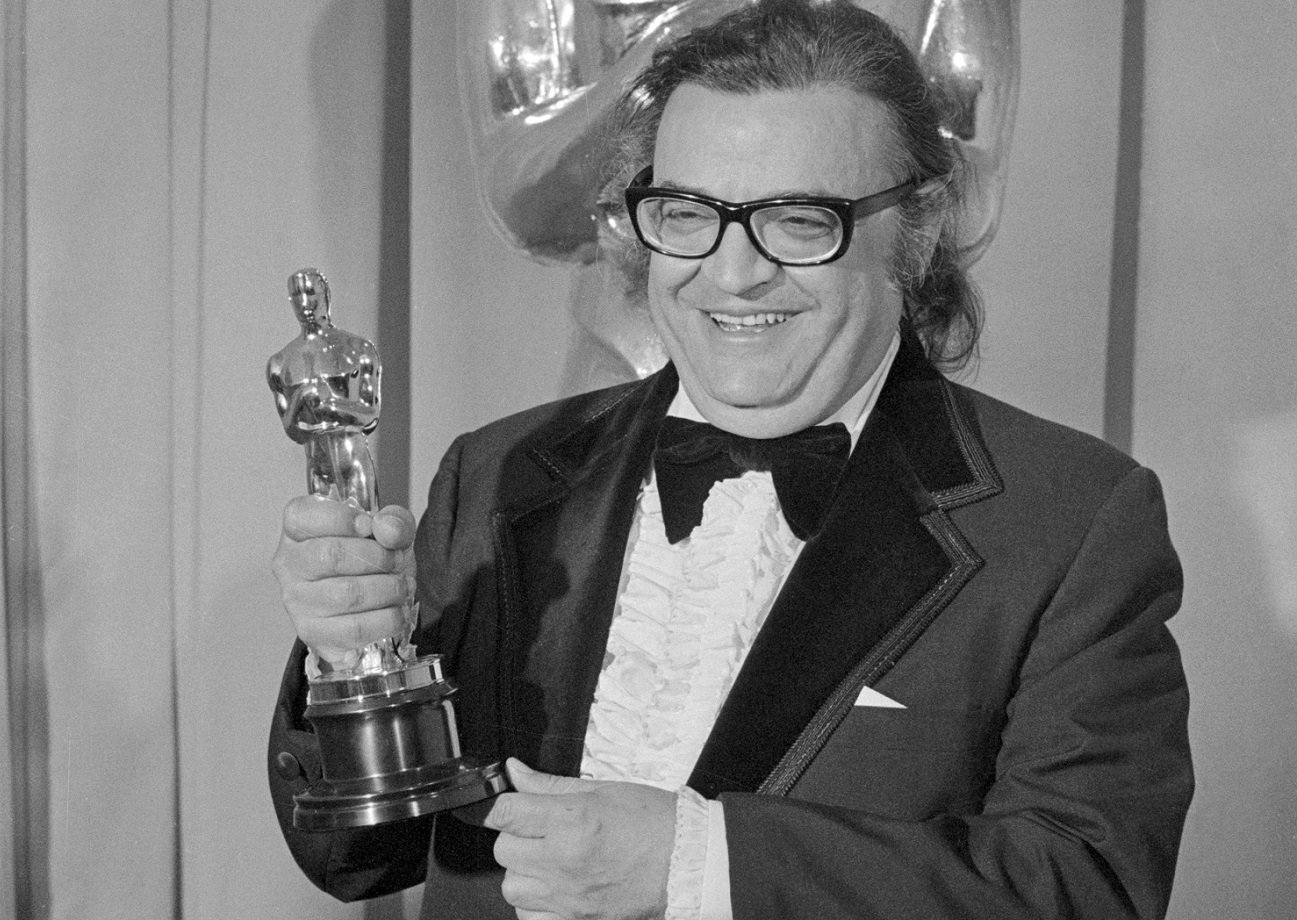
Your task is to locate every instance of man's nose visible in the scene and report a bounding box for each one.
[702,222,779,293]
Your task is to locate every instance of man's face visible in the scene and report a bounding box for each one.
[647,84,907,438]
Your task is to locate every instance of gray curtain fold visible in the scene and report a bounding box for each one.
[3,0,51,916]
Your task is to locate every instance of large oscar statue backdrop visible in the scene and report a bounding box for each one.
[456,0,1019,394]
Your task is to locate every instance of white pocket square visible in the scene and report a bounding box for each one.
[853,685,906,708]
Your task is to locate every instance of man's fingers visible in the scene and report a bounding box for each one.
[481,793,546,838]
[497,866,553,913]
[481,791,563,839]
[371,505,417,550]
[281,534,405,581]
[494,828,546,867]
[281,495,368,541]
[505,759,587,796]
[282,571,413,619]
[477,761,599,836]
[274,501,418,658]
[296,604,411,653]
[282,498,415,548]
[485,775,676,919]
[477,761,601,836]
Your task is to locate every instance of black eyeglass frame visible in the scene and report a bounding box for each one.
[623,166,917,266]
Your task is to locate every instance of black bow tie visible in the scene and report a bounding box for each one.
[652,416,852,544]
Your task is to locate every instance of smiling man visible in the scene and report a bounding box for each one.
[269,3,1192,919]
[641,82,908,439]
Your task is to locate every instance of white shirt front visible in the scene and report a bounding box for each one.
[579,331,901,918]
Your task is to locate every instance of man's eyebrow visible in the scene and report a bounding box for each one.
[653,179,838,200]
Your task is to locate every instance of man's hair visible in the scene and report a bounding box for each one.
[606,0,982,369]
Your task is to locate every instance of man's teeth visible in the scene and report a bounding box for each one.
[708,312,791,329]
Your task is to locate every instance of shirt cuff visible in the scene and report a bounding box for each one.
[667,787,733,920]
[701,798,732,920]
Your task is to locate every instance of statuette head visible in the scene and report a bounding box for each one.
[289,268,332,329]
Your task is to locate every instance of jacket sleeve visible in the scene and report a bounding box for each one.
[266,641,436,901]
[721,466,1194,919]
[265,437,476,902]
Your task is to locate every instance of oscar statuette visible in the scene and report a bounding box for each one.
[268,268,507,830]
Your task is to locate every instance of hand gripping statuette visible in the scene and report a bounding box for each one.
[268,268,506,830]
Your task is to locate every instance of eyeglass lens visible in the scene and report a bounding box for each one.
[636,199,844,263]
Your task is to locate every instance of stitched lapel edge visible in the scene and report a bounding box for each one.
[490,369,677,771]
[931,381,1002,509]
[756,508,983,796]
[528,369,672,484]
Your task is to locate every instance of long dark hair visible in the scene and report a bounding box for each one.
[607,0,982,369]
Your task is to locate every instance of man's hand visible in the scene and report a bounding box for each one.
[271,496,416,669]
[476,759,676,920]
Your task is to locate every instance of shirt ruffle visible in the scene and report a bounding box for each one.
[581,471,802,790]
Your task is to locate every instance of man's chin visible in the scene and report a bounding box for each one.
[690,392,831,440]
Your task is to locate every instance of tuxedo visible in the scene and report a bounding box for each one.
[269,332,1192,918]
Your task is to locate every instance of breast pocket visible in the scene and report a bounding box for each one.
[791,704,1003,818]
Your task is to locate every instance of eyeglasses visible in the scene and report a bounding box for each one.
[624,166,915,266]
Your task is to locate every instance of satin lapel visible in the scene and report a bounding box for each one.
[688,336,1000,798]
[492,368,677,777]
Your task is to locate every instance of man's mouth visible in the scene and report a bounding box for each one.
[707,311,791,332]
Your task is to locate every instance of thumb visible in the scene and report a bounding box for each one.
[371,504,416,549]
[505,758,586,795]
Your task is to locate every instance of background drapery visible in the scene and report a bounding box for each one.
[2,1,1294,917]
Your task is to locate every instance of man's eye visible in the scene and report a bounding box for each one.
[658,202,714,226]
[768,207,837,238]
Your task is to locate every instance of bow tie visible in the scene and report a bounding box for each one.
[652,416,852,544]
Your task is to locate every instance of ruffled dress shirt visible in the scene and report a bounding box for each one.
[580,468,801,787]
[579,331,900,919]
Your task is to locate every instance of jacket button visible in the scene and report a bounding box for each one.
[275,751,304,782]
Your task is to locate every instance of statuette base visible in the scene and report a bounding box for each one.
[293,655,507,831]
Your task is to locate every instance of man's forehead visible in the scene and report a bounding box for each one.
[651,83,900,193]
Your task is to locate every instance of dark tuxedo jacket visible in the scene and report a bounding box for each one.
[269,333,1192,919]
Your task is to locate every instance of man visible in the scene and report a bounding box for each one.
[269,3,1192,918]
